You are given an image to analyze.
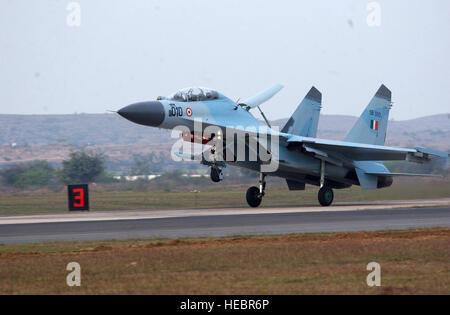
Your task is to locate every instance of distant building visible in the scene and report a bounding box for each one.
[113,174,161,181]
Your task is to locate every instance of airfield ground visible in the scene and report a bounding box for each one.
[0,181,449,215]
[0,181,448,294]
[0,228,448,294]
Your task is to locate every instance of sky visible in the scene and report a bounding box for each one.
[0,0,449,120]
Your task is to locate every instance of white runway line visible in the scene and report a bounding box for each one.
[0,198,449,225]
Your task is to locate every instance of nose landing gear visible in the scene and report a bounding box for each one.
[210,167,223,182]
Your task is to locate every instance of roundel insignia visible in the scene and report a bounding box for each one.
[186,107,193,117]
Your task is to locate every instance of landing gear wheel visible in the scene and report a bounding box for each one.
[318,186,334,207]
[246,186,262,208]
[210,167,223,182]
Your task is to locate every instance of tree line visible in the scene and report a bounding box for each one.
[0,151,106,189]
[1,150,447,190]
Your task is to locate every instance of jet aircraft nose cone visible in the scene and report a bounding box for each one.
[118,101,165,127]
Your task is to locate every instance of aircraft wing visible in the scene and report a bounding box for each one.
[286,135,448,163]
[364,172,442,177]
[239,84,283,109]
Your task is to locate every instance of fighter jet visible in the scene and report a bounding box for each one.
[118,84,448,207]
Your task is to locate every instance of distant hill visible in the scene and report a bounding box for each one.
[0,113,448,168]
[0,113,170,146]
[1,113,448,149]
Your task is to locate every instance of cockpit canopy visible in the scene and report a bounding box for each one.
[167,87,219,102]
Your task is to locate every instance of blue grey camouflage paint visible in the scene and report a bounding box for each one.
[118,85,447,191]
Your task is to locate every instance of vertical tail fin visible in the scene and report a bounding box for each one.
[281,86,322,137]
[345,84,392,145]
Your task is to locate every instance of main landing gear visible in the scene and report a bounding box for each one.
[246,173,266,207]
[245,160,335,208]
[318,186,334,206]
[318,159,334,206]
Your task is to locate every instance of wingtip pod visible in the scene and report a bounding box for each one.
[375,84,391,101]
[415,146,449,158]
[305,86,322,103]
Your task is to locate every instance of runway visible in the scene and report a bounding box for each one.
[0,199,449,244]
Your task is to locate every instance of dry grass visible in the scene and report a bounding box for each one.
[0,180,449,215]
[0,228,448,294]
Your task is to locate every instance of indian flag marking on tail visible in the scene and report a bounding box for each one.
[370,120,379,130]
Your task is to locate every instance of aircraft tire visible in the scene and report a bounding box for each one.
[246,186,262,207]
[318,186,334,206]
[210,167,222,182]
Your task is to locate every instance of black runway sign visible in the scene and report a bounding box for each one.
[67,184,89,211]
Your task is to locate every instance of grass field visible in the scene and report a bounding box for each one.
[0,228,448,294]
[0,180,449,215]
